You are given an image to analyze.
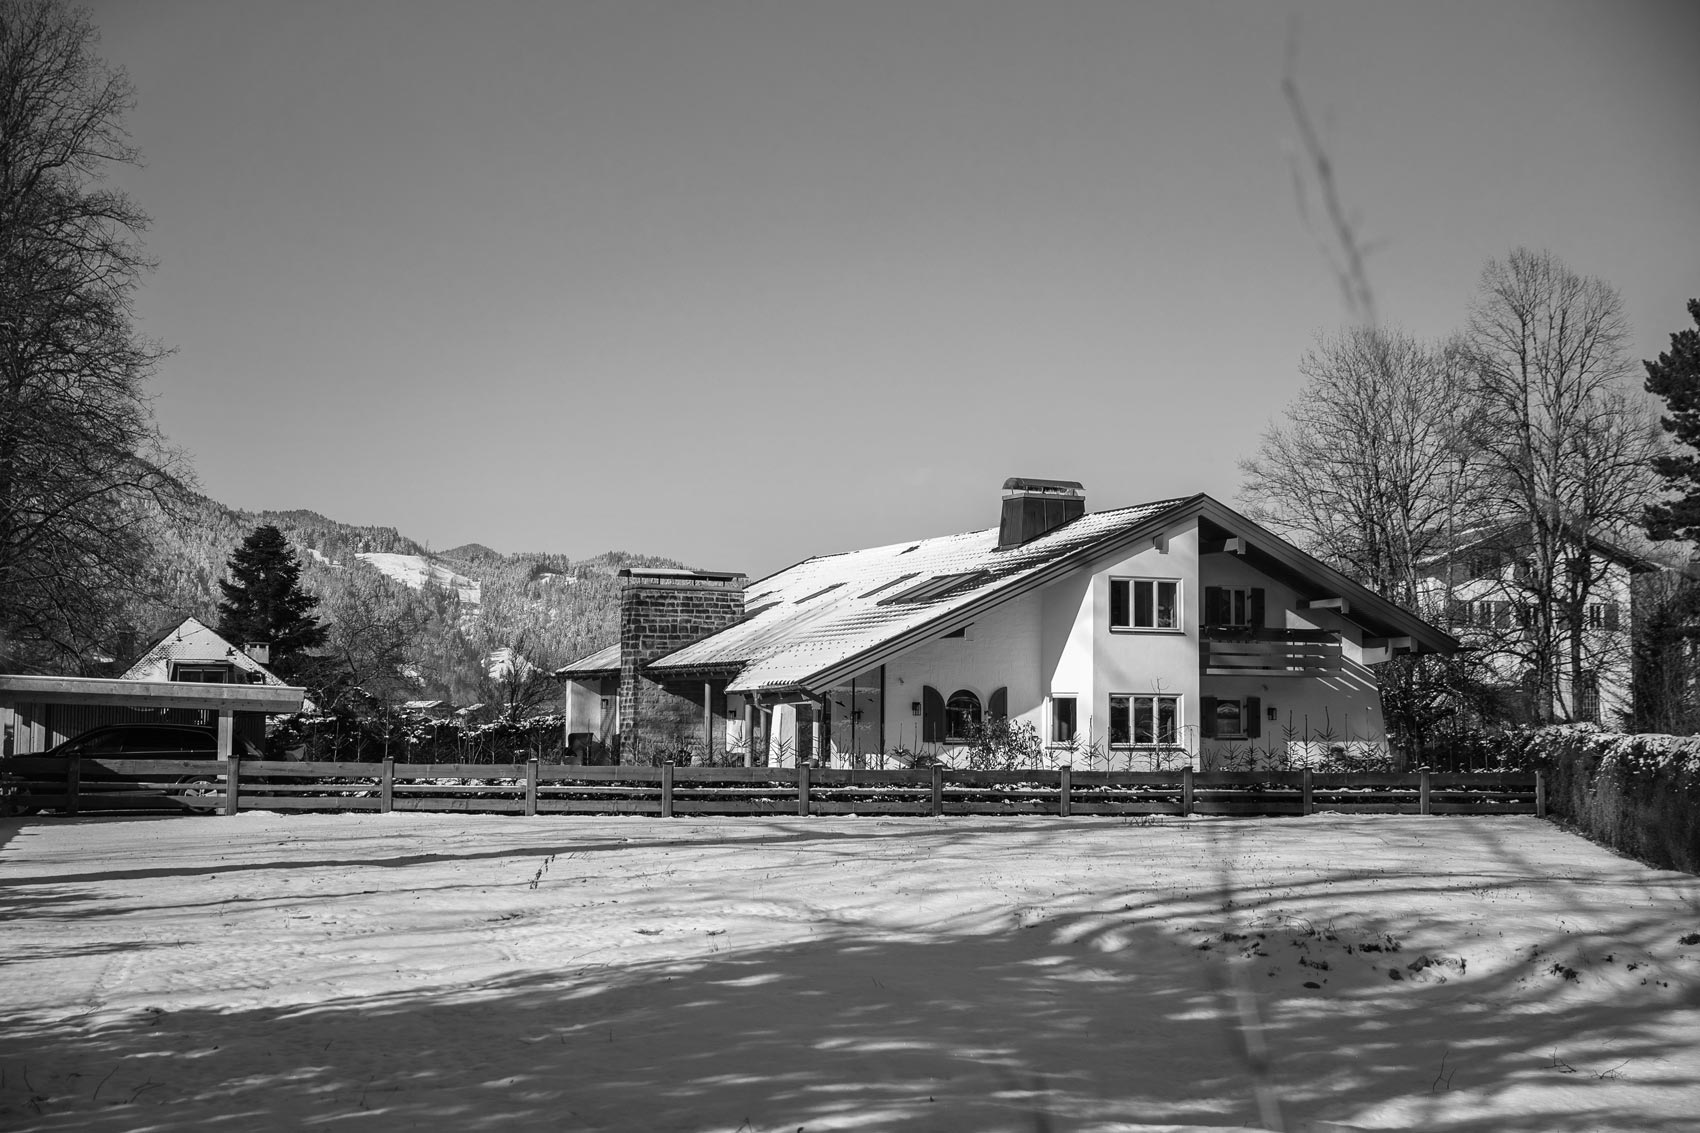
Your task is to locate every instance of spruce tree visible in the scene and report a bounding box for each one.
[1644,300,1700,543]
[216,525,328,669]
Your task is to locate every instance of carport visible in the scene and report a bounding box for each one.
[0,675,307,758]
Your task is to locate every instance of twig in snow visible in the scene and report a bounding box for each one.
[92,1064,118,1102]
[1594,1059,1630,1080]
[1431,1050,1455,1093]
[128,1081,162,1102]
[1549,1049,1577,1074]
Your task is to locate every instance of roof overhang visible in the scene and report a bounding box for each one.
[0,675,307,714]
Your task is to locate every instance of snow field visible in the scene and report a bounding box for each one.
[1,813,1698,1132]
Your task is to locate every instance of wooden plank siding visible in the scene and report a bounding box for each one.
[2,758,1545,820]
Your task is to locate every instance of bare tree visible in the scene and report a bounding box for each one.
[1466,248,1661,721]
[0,0,184,669]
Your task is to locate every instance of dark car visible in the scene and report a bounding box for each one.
[9,723,261,814]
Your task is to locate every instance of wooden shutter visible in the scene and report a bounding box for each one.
[1605,603,1620,631]
[1199,695,1218,738]
[1245,696,1262,738]
[1250,588,1265,629]
[1204,586,1225,626]
[988,686,1008,721]
[921,685,945,744]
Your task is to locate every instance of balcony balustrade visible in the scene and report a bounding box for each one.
[1201,628,1341,676]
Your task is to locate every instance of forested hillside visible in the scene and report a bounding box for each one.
[130,494,684,707]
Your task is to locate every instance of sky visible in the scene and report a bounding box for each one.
[88,0,1700,581]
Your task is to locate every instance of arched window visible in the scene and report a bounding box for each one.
[944,689,982,741]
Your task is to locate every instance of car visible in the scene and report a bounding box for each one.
[8,723,263,815]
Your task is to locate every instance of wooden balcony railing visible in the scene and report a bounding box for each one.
[1202,628,1341,676]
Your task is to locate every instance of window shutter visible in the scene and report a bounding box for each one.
[1204,587,1224,626]
[922,685,945,744]
[988,686,1008,721]
[1605,603,1620,631]
[1250,588,1265,629]
[1245,696,1262,738]
[1199,695,1218,738]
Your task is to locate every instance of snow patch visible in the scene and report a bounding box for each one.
[355,552,481,603]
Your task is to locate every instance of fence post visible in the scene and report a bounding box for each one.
[1059,764,1072,818]
[223,756,240,816]
[662,761,675,818]
[931,765,944,817]
[1182,767,1194,817]
[797,763,810,816]
[1535,770,1547,819]
[1420,769,1431,816]
[66,757,81,817]
[381,758,395,814]
[1302,766,1314,815]
[525,758,539,817]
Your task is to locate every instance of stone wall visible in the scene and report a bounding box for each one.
[618,571,745,760]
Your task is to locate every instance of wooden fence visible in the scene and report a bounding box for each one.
[0,758,1545,820]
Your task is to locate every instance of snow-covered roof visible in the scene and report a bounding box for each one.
[121,617,290,687]
[631,497,1187,693]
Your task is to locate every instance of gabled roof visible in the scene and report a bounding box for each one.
[558,493,1459,696]
[121,617,290,686]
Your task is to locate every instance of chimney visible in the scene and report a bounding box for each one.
[617,568,747,758]
[998,478,1085,549]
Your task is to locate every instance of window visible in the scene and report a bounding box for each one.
[1110,578,1180,630]
[1586,602,1621,631]
[1109,694,1181,746]
[1213,698,1245,738]
[1051,696,1077,744]
[1204,586,1263,628]
[944,690,982,741]
[1575,671,1600,723]
[170,664,231,683]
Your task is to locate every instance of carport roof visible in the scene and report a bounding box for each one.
[0,675,306,714]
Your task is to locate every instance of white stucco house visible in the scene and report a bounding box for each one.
[557,480,1457,770]
[1418,527,1655,726]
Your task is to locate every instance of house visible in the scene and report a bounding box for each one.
[558,480,1456,771]
[1418,526,1657,726]
[1,617,298,755]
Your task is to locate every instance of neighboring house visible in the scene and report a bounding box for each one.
[557,480,1456,770]
[121,617,292,687]
[2,617,298,755]
[1417,527,1657,726]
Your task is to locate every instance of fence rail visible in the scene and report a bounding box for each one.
[0,758,1546,820]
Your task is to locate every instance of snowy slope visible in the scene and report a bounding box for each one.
[2,813,1698,1131]
[354,551,481,604]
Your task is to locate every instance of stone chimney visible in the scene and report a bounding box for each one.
[617,568,746,758]
[998,478,1085,549]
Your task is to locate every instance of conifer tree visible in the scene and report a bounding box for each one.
[216,525,327,669]
[1643,300,1700,544]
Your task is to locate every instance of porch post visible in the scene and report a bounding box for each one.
[810,704,823,768]
[743,698,756,768]
[703,681,713,761]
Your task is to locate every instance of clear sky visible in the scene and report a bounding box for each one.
[90,0,1700,580]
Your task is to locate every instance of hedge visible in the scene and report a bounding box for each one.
[1489,725,1700,875]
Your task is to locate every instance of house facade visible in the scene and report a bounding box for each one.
[558,481,1456,770]
[1419,529,1653,726]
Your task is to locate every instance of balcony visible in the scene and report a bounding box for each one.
[1202,628,1341,676]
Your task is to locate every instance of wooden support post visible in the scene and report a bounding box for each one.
[1182,767,1194,816]
[381,758,395,813]
[931,765,944,817]
[223,756,240,816]
[1535,770,1547,819]
[743,700,755,768]
[797,762,810,816]
[661,761,674,818]
[810,709,823,769]
[1302,766,1314,815]
[703,681,714,762]
[525,758,539,817]
[66,757,81,817]
[1058,765,1072,817]
[216,708,234,762]
[1420,769,1432,816]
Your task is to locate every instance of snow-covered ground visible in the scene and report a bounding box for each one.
[354,552,482,604]
[2,813,1697,1132]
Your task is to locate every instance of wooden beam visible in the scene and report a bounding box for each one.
[0,675,305,714]
[1301,597,1351,613]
